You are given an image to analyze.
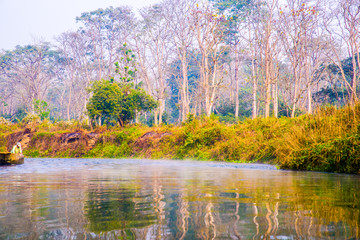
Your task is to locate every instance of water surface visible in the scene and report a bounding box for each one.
[0,158,359,239]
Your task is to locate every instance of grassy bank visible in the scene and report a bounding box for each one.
[1,104,360,174]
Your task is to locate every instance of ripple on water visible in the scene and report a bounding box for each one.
[0,158,359,240]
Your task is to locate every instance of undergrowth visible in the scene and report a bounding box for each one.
[2,104,360,174]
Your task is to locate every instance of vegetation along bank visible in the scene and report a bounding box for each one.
[2,1,360,175]
[1,104,360,175]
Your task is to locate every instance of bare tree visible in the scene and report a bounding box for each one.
[324,0,360,104]
[243,4,262,119]
[135,4,173,125]
[76,7,136,80]
[0,43,59,114]
[190,1,226,117]
[162,0,195,122]
[260,0,278,117]
[278,0,320,117]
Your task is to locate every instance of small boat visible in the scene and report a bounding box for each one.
[0,152,24,165]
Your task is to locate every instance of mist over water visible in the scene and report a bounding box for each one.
[0,158,359,239]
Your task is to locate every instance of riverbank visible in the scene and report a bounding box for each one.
[1,104,360,174]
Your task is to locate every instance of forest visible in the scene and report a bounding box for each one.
[1,0,359,125]
[1,2,360,239]
[1,0,360,174]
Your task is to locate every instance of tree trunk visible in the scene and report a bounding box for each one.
[159,99,164,125]
[135,110,139,124]
[264,41,271,118]
[252,58,257,119]
[250,22,258,120]
[234,47,239,119]
[273,82,278,118]
[207,61,218,117]
[307,86,312,114]
[204,55,211,117]
[291,69,299,118]
[305,56,312,114]
[356,48,360,104]
[118,118,124,127]
[351,51,357,104]
[181,50,190,122]
[67,82,72,121]
[154,110,159,126]
[265,82,271,118]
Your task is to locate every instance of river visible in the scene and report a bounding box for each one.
[0,158,359,239]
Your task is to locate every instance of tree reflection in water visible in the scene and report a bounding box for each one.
[0,159,358,239]
[85,187,156,237]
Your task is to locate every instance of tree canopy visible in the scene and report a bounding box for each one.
[87,80,157,127]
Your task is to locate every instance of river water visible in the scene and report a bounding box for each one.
[0,158,359,239]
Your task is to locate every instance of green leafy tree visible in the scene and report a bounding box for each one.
[85,187,155,233]
[33,99,50,120]
[87,80,157,127]
[113,44,137,83]
[87,46,156,127]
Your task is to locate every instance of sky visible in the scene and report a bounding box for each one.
[0,0,160,50]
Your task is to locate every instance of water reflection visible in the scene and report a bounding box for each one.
[0,158,359,239]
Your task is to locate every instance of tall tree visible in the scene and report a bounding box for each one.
[162,0,195,122]
[190,2,226,117]
[325,0,360,104]
[0,43,60,114]
[261,0,278,117]
[136,4,173,125]
[278,0,319,117]
[211,0,254,119]
[76,6,136,80]
[87,79,157,127]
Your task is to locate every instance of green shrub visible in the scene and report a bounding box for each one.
[86,143,132,158]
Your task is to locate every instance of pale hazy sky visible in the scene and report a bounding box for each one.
[0,0,160,50]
